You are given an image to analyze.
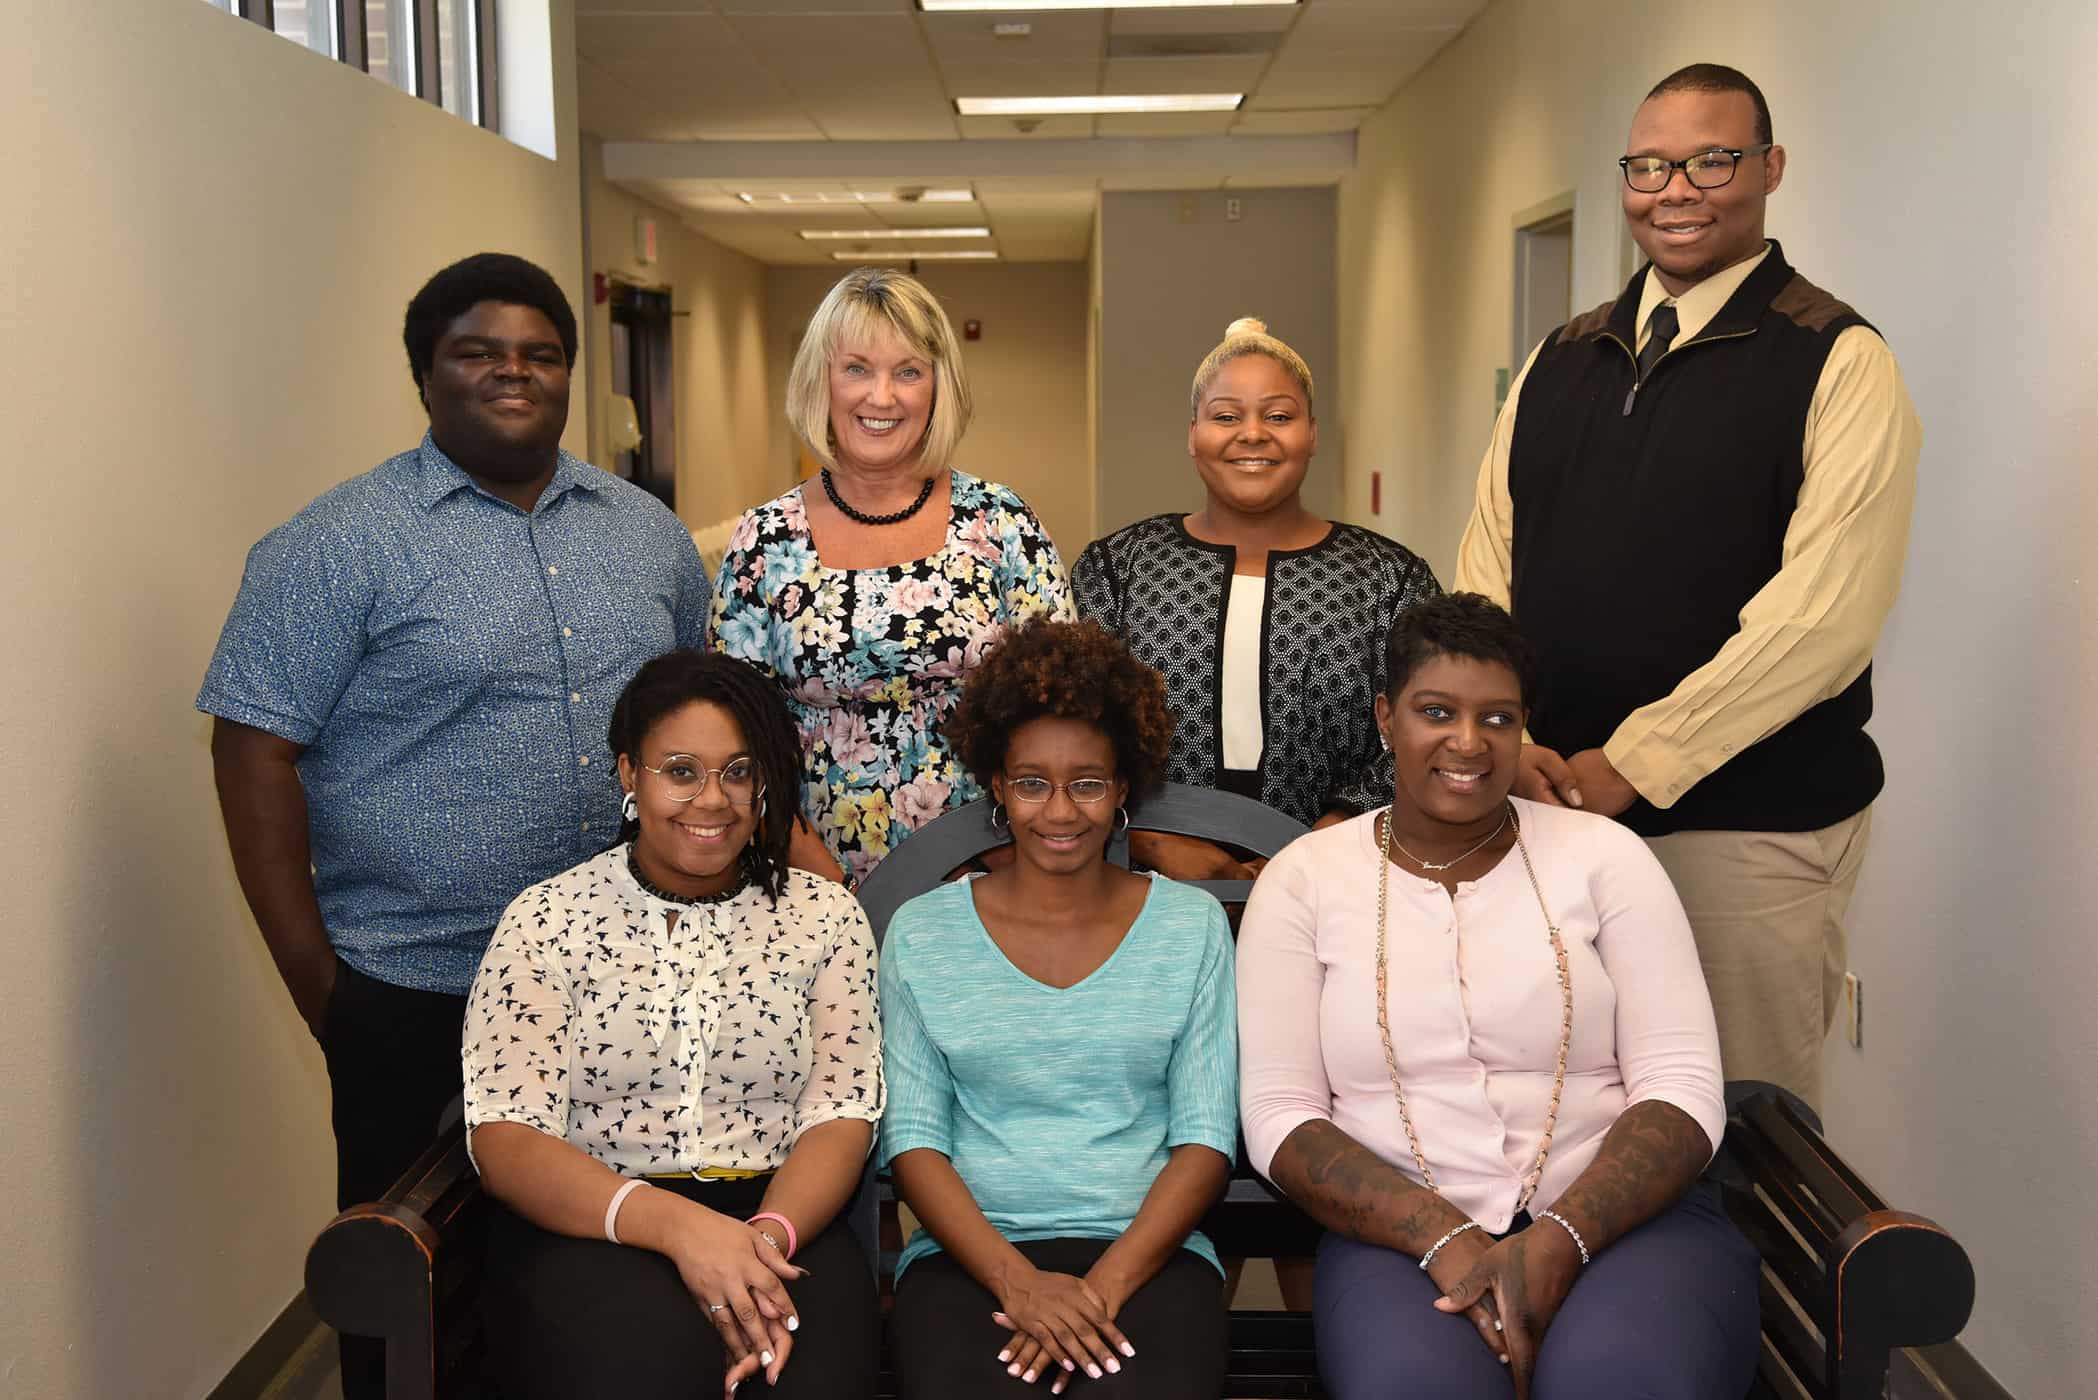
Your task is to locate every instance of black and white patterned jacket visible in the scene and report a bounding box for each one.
[1073,515,1440,825]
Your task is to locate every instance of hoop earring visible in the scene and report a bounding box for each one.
[1113,807,1131,834]
[757,794,768,822]
[621,791,638,822]
[989,803,1009,832]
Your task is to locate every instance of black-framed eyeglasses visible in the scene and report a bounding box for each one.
[1618,144,1772,193]
[639,755,764,806]
[1004,775,1115,805]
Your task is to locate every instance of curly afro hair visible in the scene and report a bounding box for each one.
[947,618,1174,800]
[403,252,578,408]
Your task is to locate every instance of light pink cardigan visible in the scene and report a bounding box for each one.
[1237,799,1724,1233]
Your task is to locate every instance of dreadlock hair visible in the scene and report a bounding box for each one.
[402,252,579,408]
[606,650,803,903]
[1382,592,1540,713]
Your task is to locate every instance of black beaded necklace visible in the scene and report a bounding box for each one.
[626,845,749,906]
[821,468,937,527]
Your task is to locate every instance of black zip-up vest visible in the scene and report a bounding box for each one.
[1508,242,1884,836]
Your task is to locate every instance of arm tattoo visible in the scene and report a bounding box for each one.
[1546,1100,1711,1251]
[1268,1120,1467,1256]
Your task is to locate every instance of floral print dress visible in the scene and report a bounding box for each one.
[711,470,1072,883]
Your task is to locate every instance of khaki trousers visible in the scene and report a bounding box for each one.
[1645,808,1872,1112]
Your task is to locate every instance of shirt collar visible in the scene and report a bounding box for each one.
[1635,241,1772,346]
[408,431,605,511]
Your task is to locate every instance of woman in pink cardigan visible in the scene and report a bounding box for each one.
[1236,593,1757,1400]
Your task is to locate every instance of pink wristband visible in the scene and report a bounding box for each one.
[747,1211,798,1260]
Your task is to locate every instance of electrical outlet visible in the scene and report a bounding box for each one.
[1225,197,1242,222]
[1842,972,1863,1048]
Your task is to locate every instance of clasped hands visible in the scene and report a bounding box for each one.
[1512,744,1638,818]
[988,1261,1138,1394]
[1426,1221,1586,1400]
[666,1205,808,1395]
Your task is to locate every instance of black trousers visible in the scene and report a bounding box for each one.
[481,1175,879,1399]
[889,1239,1228,1400]
[318,960,469,1400]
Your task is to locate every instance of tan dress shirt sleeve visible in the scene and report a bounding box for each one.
[1452,344,1543,609]
[1605,325,1923,807]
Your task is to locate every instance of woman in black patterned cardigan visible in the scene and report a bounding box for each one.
[1073,317,1441,883]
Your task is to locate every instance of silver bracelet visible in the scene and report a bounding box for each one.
[1536,1209,1591,1265]
[1418,1220,1482,1271]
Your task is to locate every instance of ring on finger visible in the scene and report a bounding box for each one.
[708,1302,729,1314]
[1493,1318,1504,1332]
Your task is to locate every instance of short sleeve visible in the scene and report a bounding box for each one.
[461,891,578,1169]
[876,922,957,1166]
[1069,538,1122,634]
[792,890,886,1140]
[672,528,713,651]
[708,510,783,678]
[196,515,374,745]
[1235,848,1336,1180]
[1165,897,1239,1158]
[996,499,1074,623]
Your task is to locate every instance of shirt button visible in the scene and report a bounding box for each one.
[581,820,591,832]
[547,566,559,576]
[562,627,573,638]
[579,755,591,767]
[570,692,582,704]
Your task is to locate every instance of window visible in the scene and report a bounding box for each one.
[271,0,338,57]
[205,0,502,135]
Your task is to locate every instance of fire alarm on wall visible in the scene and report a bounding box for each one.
[964,319,982,341]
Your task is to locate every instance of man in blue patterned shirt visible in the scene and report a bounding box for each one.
[199,253,709,1395]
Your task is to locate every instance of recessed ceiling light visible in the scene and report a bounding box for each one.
[832,250,1001,262]
[925,1,1292,10]
[736,189,975,206]
[799,227,992,241]
[956,94,1242,116]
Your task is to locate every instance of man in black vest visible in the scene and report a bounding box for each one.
[1454,64,1921,1110]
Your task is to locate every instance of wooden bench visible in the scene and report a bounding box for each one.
[305,784,1974,1398]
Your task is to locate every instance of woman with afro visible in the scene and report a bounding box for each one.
[878,618,1238,1399]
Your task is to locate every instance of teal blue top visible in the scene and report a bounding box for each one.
[878,873,1239,1279]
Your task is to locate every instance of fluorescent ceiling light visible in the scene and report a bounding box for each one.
[832,250,1000,262]
[924,1,1292,10]
[736,189,974,206]
[800,227,992,241]
[956,94,1242,116]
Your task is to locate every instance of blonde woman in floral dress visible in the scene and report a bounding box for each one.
[712,268,1070,884]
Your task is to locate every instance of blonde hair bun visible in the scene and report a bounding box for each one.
[1225,316,1269,338]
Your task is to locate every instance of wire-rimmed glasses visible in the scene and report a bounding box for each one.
[638,755,764,806]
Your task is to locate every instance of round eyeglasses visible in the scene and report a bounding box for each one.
[1618,144,1772,193]
[639,755,764,806]
[1004,776,1114,805]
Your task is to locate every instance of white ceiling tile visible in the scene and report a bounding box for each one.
[574,0,713,12]
[1301,0,1481,21]
[1093,111,1237,136]
[958,113,1098,140]
[1101,55,1269,93]
[940,63,1105,98]
[921,11,1105,64]
[714,0,913,13]
[1100,171,1227,191]
[1229,105,1371,134]
[577,55,677,141]
[1108,6,1300,37]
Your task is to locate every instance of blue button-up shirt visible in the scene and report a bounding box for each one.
[199,434,712,993]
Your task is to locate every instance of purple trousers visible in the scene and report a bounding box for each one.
[1314,1189,1759,1400]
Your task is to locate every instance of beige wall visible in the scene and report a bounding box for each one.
[764,263,1094,559]
[1337,1,2098,1390]
[0,3,583,1394]
[1095,187,1341,537]
[581,137,774,532]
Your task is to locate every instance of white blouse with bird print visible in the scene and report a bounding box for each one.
[462,847,884,1176]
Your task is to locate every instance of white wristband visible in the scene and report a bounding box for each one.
[604,1178,645,1245]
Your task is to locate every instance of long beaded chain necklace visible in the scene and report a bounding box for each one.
[821,468,936,526]
[1373,803,1572,1211]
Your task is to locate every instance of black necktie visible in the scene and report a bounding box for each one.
[1638,302,1679,378]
